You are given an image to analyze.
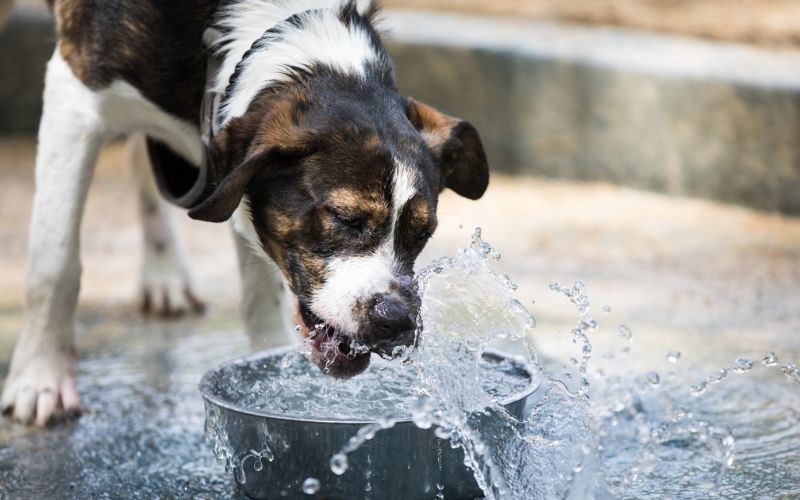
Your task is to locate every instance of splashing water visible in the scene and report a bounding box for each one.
[302,477,320,494]
[201,229,800,499]
[329,229,799,498]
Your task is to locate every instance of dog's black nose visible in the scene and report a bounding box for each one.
[370,295,415,340]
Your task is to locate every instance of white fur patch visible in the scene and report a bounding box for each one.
[232,196,272,261]
[310,243,396,334]
[212,0,381,125]
[41,53,203,165]
[390,158,417,231]
[310,158,417,334]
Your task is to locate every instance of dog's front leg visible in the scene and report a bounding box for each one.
[127,133,204,317]
[231,226,297,350]
[1,54,106,425]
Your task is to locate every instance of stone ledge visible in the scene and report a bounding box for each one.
[386,11,800,214]
[2,8,799,214]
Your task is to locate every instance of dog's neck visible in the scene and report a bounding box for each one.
[209,0,384,128]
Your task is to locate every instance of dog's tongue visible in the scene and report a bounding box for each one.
[308,328,370,378]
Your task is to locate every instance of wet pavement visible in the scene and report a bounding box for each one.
[1,138,799,497]
[0,309,250,499]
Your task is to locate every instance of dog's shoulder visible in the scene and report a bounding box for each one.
[52,0,218,123]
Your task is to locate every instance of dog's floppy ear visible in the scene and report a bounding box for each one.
[190,92,315,223]
[406,97,489,200]
[188,147,279,223]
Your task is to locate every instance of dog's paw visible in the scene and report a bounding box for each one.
[140,250,205,317]
[1,348,80,426]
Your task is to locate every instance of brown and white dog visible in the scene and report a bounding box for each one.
[1,0,488,425]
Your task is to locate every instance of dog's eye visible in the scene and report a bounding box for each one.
[417,230,432,242]
[327,207,364,232]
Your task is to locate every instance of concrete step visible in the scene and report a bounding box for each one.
[2,7,800,214]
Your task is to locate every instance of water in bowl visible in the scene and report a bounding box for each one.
[205,229,800,499]
[205,350,534,421]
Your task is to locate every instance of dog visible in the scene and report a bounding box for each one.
[1,0,488,426]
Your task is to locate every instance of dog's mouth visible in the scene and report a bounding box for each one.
[298,305,371,378]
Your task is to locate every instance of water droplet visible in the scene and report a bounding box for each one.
[581,343,592,355]
[569,357,579,366]
[280,352,296,368]
[666,351,681,363]
[690,381,707,396]
[762,351,778,366]
[330,453,348,475]
[670,407,688,422]
[722,434,735,448]
[733,357,753,373]
[302,477,321,495]
[707,368,727,385]
[412,396,435,429]
[465,337,481,352]
[391,345,407,358]
[500,273,518,291]
[549,281,560,291]
[602,305,611,314]
[235,461,247,484]
[646,371,660,386]
[618,324,633,341]
[434,426,453,439]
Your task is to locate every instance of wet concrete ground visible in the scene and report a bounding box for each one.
[1,138,799,497]
[0,310,251,499]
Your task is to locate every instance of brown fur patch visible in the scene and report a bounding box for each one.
[327,187,389,220]
[406,97,459,152]
[406,97,490,200]
[54,0,90,82]
[212,87,316,177]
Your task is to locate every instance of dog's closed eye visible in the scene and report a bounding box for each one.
[327,207,366,233]
[417,230,432,242]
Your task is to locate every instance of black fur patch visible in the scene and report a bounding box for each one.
[146,137,201,201]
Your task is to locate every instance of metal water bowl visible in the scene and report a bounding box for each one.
[200,346,539,499]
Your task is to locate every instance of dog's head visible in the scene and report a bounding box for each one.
[190,5,488,376]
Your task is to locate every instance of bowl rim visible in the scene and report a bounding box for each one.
[198,345,541,425]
